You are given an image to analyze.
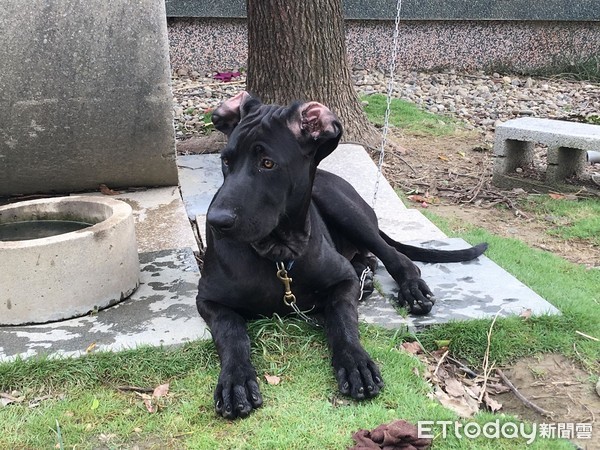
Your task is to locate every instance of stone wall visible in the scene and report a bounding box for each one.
[0,0,178,196]
[165,0,600,21]
[165,0,600,74]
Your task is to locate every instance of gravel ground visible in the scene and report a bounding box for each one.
[171,68,600,142]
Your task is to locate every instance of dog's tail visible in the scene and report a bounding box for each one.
[380,231,488,263]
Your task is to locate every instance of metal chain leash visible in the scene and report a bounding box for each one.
[275,263,374,326]
[372,0,403,208]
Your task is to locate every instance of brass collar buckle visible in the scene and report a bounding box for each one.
[275,261,319,327]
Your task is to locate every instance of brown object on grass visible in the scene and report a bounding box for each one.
[349,419,432,450]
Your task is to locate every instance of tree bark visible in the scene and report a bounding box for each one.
[246,0,380,146]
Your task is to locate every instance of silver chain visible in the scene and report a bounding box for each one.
[372,0,403,208]
[358,266,372,301]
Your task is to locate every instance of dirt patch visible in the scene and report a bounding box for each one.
[378,130,600,267]
[496,353,599,449]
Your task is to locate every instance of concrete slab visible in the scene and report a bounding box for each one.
[359,238,560,331]
[0,248,207,362]
[495,118,600,153]
[86,186,199,254]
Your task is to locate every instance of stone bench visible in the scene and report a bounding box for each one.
[493,117,600,189]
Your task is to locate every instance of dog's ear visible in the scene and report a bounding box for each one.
[211,91,251,136]
[289,102,343,164]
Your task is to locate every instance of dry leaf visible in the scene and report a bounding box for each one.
[434,387,479,418]
[444,377,466,398]
[152,383,169,399]
[143,398,155,413]
[99,184,120,195]
[548,192,565,200]
[520,309,532,320]
[1,395,15,407]
[264,374,281,385]
[85,342,97,353]
[465,385,481,400]
[438,155,449,162]
[407,194,429,204]
[485,382,510,395]
[400,341,423,355]
[483,392,502,412]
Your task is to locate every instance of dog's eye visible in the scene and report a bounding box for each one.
[222,157,229,166]
[260,158,275,169]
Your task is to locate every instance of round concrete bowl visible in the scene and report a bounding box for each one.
[0,196,140,325]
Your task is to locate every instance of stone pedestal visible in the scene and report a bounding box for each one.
[0,0,178,196]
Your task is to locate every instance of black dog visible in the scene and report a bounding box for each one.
[196,92,487,419]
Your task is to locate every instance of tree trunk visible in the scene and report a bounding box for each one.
[246,0,380,146]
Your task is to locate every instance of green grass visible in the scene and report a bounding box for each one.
[421,210,600,372]
[362,94,458,136]
[517,195,600,246]
[0,319,573,449]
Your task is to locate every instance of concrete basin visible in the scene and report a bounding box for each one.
[0,196,140,325]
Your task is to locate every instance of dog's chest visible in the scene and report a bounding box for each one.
[201,247,337,316]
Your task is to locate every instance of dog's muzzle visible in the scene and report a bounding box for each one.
[207,209,237,236]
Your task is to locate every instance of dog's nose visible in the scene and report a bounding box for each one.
[207,209,237,232]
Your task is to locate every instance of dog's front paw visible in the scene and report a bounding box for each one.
[214,365,263,419]
[397,278,435,315]
[333,350,384,400]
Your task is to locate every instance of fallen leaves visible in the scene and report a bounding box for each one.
[115,382,170,414]
[400,341,424,355]
[520,308,532,320]
[213,71,241,82]
[548,192,578,201]
[136,383,170,414]
[402,339,509,418]
[407,193,439,208]
[85,342,97,353]
[0,391,57,408]
[99,184,120,196]
[264,374,281,386]
[0,391,24,407]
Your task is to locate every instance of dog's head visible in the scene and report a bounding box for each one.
[206,91,342,256]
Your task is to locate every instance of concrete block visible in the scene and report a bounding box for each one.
[546,146,588,181]
[0,0,178,196]
[493,118,600,186]
[493,139,535,174]
[495,118,600,152]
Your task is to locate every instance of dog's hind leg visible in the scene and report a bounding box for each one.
[196,298,263,419]
[323,278,385,399]
[313,170,435,314]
